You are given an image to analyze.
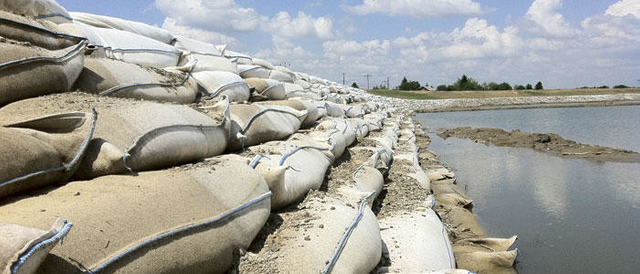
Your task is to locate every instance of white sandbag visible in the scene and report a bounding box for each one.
[237,64,269,79]
[74,57,198,103]
[0,156,271,274]
[261,193,381,273]
[274,65,295,79]
[0,93,230,179]
[325,101,346,118]
[70,12,175,44]
[245,78,285,102]
[0,0,71,23]
[283,82,305,97]
[0,38,85,106]
[74,23,180,67]
[379,205,456,272]
[342,104,366,118]
[250,139,333,209]
[294,78,311,89]
[252,58,274,70]
[326,93,348,104]
[178,52,238,73]
[269,69,294,83]
[258,99,320,128]
[173,35,222,55]
[316,119,356,147]
[224,50,252,64]
[193,71,250,103]
[0,219,71,274]
[0,111,96,198]
[226,104,306,151]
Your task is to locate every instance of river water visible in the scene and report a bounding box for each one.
[414,105,640,273]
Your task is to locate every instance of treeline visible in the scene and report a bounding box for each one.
[436,75,542,91]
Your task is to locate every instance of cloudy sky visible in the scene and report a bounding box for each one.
[58,0,639,89]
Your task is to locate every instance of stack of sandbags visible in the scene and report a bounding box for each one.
[0,155,271,273]
[70,12,176,44]
[0,93,230,179]
[0,8,86,106]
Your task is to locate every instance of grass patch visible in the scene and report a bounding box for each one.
[366,88,640,100]
[366,89,437,100]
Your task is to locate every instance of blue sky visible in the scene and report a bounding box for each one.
[57,0,640,89]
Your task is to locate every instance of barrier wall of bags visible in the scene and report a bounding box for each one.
[0,1,516,273]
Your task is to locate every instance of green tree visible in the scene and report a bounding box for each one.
[526,83,533,90]
[351,82,359,88]
[397,76,421,90]
[515,84,526,90]
[535,81,543,90]
[436,85,449,91]
[452,74,483,91]
[613,84,629,88]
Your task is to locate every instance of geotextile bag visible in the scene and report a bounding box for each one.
[257,99,320,128]
[237,65,269,79]
[250,139,333,209]
[0,155,272,274]
[245,78,285,102]
[0,110,97,198]
[0,219,71,274]
[0,93,230,179]
[74,57,198,103]
[226,104,306,151]
[0,0,71,23]
[193,71,250,103]
[70,12,175,44]
[268,69,294,83]
[0,36,85,106]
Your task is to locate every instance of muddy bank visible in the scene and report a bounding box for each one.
[438,127,640,163]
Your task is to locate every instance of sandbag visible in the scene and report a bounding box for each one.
[379,207,456,272]
[394,151,431,191]
[257,193,381,273]
[454,250,518,274]
[70,12,175,44]
[250,139,333,209]
[294,78,311,89]
[304,129,348,159]
[0,219,71,274]
[0,156,271,274]
[274,65,296,80]
[0,0,71,23]
[325,101,345,118]
[173,35,222,55]
[74,23,180,67]
[245,78,285,102]
[193,71,250,103]
[0,111,97,198]
[237,64,269,79]
[0,93,230,179]
[226,104,306,151]
[283,82,305,97]
[258,99,320,128]
[343,104,366,118]
[251,58,274,70]
[315,119,356,147]
[269,69,294,83]
[178,52,238,73]
[0,37,85,106]
[223,50,252,65]
[74,57,198,103]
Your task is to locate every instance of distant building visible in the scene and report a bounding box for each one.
[419,85,435,91]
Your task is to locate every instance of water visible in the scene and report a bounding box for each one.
[414,105,640,273]
[418,105,640,152]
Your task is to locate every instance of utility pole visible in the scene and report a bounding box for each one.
[342,73,345,86]
[387,76,390,89]
[364,74,371,89]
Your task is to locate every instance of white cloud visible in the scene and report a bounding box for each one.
[264,11,334,40]
[606,0,640,18]
[342,0,485,18]
[525,0,577,37]
[161,18,238,46]
[154,0,267,33]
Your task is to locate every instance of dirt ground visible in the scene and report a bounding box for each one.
[438,127,640,163]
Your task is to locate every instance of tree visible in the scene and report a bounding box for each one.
[351,82,359,88]
[613,84,629,88]
[535,81,543,90]
[526,83,533,90]
[436,85,449,91]
[452,74,483,91]
[397,76,421,90]
[515,84,526,90]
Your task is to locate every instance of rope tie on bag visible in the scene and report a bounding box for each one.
[11,221,73,273]
[322,191,376,274]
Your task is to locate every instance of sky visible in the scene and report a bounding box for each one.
[56,0,640,89]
